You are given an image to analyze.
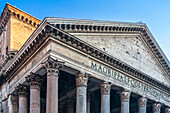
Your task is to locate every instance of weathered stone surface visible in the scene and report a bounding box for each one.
[8,95,18,113]
[72,34,169,86]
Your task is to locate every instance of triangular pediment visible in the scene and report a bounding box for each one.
[46,17,170,86]
[75,34,170,85]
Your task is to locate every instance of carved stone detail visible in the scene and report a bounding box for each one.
[138,97,147,107]
[120,91,131,102]
[42,57,64,76]
[26,72,43,89]
[165,107,170,113]
[153,103,162,112]
[76,72,88,87]
[100,82,111,95]
[16,84,28,97]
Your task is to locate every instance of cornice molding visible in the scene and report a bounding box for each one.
[1,21,170,95]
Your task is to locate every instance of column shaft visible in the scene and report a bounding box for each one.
[30,85,40,113]
[19,95,28,113]
[26,73,43,113]
[76,86,87,113]
[44,57,64,113]
[101,95,110,113]
[17,84,28,113]
[100,82,111,113]
[46,74,58,113]
[76,72,88,113]
[8,95,18,113]
[120,91,130,113]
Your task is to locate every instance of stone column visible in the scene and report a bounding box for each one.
[76,72,88,113]
[138,97,147,113]
[43,57,64,113]
[100,82,111,113]
[66,99,74,113]
[87,92,91,113]
[153,103,162,113]
[26,73,43,113]
[120,90,131,113]
[17,84,28,113]
[165,107,170,113]
[8,94,18,113]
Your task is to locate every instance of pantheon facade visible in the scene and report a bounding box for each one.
[0,3,169,113]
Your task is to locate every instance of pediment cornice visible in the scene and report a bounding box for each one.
[45,18,169,77]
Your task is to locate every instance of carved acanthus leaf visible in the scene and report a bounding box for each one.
[76,72,88,87]
[100,82,111,95]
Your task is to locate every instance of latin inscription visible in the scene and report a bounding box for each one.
[91,62,170,102]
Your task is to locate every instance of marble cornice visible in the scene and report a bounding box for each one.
[1,22,170,95]
[50,23,170,77]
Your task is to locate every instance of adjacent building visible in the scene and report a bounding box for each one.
[0,3,169,113]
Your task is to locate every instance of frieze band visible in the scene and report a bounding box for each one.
[90,61,170,102]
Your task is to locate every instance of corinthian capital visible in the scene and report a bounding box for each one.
[42,57,64,76]
[76,72,88,87]
[16,84,28,97]
[120,90,131,102]
[26,72,43,89]
[153,103,162,112]
[165,107,170,113]
[138,97,147,107]
[100,82,111,95]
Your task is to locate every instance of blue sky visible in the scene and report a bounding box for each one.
[0,0,170,60]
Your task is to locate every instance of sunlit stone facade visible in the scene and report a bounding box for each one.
[0,3,169,113]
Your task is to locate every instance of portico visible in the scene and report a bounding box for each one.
[0,5,169,113]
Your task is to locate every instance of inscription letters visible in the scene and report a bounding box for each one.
[91,62,170,102]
